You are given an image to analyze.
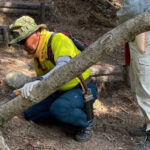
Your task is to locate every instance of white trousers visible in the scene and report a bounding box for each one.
[129,34,150,131]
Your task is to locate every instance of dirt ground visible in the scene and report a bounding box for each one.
[0,0,145,150]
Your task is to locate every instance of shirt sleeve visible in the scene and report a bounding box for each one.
[51,33,78,61]
[41,56,71,79]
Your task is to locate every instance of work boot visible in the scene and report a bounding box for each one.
[129,131,150,150]
[129,124,146,137]
[75,117,96,142]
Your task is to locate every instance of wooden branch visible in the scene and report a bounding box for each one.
[0,12,150,125]
[0,97,34,125]
[0,2,49,10]
[92,75,124,83]
[0,8,39,14]
[90,65,124,76]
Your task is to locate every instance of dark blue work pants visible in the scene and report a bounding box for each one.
[24,81,98,127]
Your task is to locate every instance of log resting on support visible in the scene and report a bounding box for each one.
[91,65,127,83]
[90,65,124,76]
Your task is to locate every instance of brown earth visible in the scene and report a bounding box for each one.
[0,0,144,150]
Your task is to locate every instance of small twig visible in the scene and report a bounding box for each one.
[105,0,117,9]
[119,107,129,114]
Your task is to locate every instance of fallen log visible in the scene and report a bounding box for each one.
[91,65,125,83]
[0,12,150,125]
[0,8,38,14]
[0,2,49,10]
[90,65,124,76]
[92,75,124,83]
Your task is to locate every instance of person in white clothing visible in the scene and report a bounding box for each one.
[117,0,150,149]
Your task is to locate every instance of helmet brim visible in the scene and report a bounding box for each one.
[9,24,46,45]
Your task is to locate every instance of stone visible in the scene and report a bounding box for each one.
[4,71,32,89]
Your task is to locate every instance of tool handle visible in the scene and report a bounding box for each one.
[10,91,21,99]
[85,100,94,121]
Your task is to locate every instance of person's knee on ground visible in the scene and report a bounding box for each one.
[24,107,38,121]
[50,98,88,127]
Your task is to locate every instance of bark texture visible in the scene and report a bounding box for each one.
[1,12,150,125]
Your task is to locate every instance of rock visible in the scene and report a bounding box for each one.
[4,71,32,89]
[0,59,30,73]
[13,59,30,70]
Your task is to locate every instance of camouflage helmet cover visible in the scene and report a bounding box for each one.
[9,16,46,45]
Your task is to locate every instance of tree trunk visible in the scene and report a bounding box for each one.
[0,12,150,125]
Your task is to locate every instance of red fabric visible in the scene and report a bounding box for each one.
[124,42,130,66]
[52,29,89,47]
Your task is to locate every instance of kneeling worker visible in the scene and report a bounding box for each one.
[9,16,98,142]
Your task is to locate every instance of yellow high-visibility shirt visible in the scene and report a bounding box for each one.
[34,32,91,91]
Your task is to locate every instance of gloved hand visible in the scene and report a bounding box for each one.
[19,80,40,99]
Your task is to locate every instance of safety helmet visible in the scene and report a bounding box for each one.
[9,16,46,45]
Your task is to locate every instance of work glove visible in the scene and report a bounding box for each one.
[19,80,40,99]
